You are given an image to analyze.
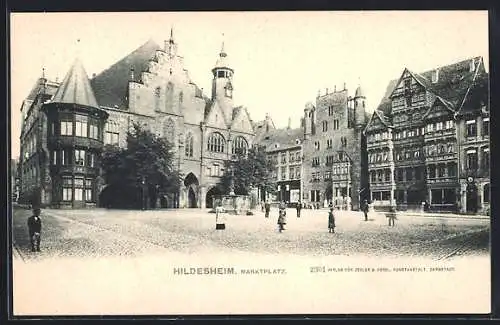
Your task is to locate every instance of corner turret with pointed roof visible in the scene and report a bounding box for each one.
[51,58,99,108]
[211,35,235,125]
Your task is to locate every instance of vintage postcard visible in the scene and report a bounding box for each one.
[10,11,490,316]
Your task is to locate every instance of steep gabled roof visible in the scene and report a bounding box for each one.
[51,59,99,108]
[257,127,303,152]
[90,39,161,108]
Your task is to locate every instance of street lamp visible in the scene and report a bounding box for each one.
[141,176,146,210]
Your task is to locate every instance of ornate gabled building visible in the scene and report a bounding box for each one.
[19,60,109,208]
[18,30,256,209]
[302,85,370,210]
[364,57,489,214]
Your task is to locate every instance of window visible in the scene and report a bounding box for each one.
[62,188,72,201]
[436,121,443,131]
[85,178,93,202]
[448,163,457,177]
[447,144,454,153]
[60,121,73,136]
[211,164,221,177]
[232,136,248,155]
[445,120,454,129]
[154,87,161,111]
[428,165,436,178]
[52,150,57,165]
[326,155,334,166]
[75,115,88,137]
[289,167,295,179]
[324,171,331,180]
[86,152,95,167]
[312,157,320,167]
[466,150,478,170]
[415,167,422,180]
[163,119,175,140]
[384,169,390,182]
[207,132,225,153]
[466,120,477,137]
[483,148,490,169]
[179,91,183,104]
[281,153,287,164]
[484,184,490,203]
[185,133,194,157]
[74,150,86,166]
[89,120,99,139]
[326,139,333,149]
[281,168,287,180]
[483,118,489,136]
[217,71,225,78]
[437,164,446,178]
[426,123,434,133]
[341,137,347,147]
[397,169,404,181]
[74,188,83,201]
[322,121,328,132]
[105,121,120,145]
[62,149,72,165]
[333,120,339,130]
[314,141,320,150]
[414,150,420,159]
[296,168,301,179]
[295,152,301,162]
[404,151,411,159]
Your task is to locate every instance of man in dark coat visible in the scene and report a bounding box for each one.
[296,201,302,218]
[362,200,369,221]
[264,201,271,218]
[27,208,42,252]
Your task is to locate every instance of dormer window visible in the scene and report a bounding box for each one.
[432,69,439,83]
[217,70,225,78]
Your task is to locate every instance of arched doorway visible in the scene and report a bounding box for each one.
[466,183,478,213]
[184,172,199,208]
[188,187,197,208]
[206,186,223,208]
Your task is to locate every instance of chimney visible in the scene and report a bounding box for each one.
[317,89,321,98]
[432,68,439,83]
[470,58,476,72]
[164,40,168,52]
[326,88,329,95]
[343,82,346,90]
[92,73,96,79]
[334,85,337,92]
[287,117,291,130]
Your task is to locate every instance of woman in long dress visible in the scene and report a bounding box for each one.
[277,201,287,232]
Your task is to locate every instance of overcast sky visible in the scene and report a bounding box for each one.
[10,11,488,159]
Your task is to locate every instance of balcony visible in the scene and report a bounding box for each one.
[367,139,391,149]
[51,164,99,176]
[48,135,104,150]
[426,176,458,185]
[424,153,457,163]
[460,168,489,179]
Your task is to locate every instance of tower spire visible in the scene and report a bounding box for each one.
[169,26,174,43]
[220,33,226,57]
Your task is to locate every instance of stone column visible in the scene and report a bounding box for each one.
[403,190,408,205]
[200,186,207,209]
[428,188,432,205]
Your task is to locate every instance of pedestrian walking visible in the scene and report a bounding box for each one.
[296,200,302,218]
[277,201,287,232]
[264,200,271,218]
[328,207,336,233]
[261,201,265,212]
[215,201,226,230]
[362,199,369,221]
[387,207,397,227]
[27,208,42,252]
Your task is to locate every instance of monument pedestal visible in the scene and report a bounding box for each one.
[213,195,251,215]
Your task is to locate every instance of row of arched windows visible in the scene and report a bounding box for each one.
[206,133,248,154]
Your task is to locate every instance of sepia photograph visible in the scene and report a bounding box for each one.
[9,10,490,316]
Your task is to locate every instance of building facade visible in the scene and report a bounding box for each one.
[255,115,303,204]
[364,57,489,214]
[302,86,369,210]
[18,31,256,209]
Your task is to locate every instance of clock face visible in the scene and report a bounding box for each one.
[467,177,474,183]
